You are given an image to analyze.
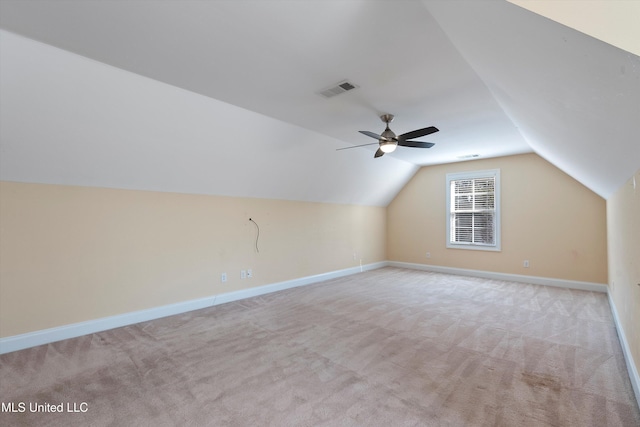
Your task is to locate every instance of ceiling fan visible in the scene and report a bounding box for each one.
[338,114,438,158]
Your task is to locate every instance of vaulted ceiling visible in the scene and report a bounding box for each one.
[1,1,638,206]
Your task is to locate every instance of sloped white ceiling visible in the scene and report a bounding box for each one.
[424,1,640,198]
[0,0,638,204]
[0,31,416,206]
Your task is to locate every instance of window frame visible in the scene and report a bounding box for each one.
[445,169,501,252]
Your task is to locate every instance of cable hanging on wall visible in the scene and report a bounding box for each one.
[249,218,260,253]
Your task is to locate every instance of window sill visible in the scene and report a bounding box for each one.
[446,243,501,252]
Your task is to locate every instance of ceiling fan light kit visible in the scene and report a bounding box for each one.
[379,142,397,153]
[338,114,439,158]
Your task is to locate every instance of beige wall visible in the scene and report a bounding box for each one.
[387,153,608,283]
[0,155,615,339]
[607,169,640,380]
[0,182,386,338]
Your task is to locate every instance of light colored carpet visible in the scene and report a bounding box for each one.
[1,267,639,426]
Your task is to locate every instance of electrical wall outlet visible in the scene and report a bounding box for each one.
[523,260,530,268]
[221,272,227,283]
[426,252,431,258]
[241,270,247,279]
[247,269,253,278]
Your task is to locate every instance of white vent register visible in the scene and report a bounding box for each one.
[318,80,359,98]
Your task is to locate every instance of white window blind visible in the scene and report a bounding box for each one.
[446,170,501,251]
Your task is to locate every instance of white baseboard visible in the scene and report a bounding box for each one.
[387,261,608,293]
[1,260,638,408]
[607,292,640,409]
[215,262,386,304]
[0,295,216,355]
[0,262,386,355]
[3,260,636,408]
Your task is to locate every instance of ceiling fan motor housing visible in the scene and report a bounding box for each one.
[381,128,397,141]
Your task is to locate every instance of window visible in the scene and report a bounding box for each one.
[446,169,500,251]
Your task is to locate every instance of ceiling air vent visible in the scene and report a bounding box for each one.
[318,80,359,98]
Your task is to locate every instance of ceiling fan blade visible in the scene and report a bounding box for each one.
[359,130,383,140]
[374,148,385,158]
[398,126,439,141]
[398,140,435,148]
[336,142,380,151]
